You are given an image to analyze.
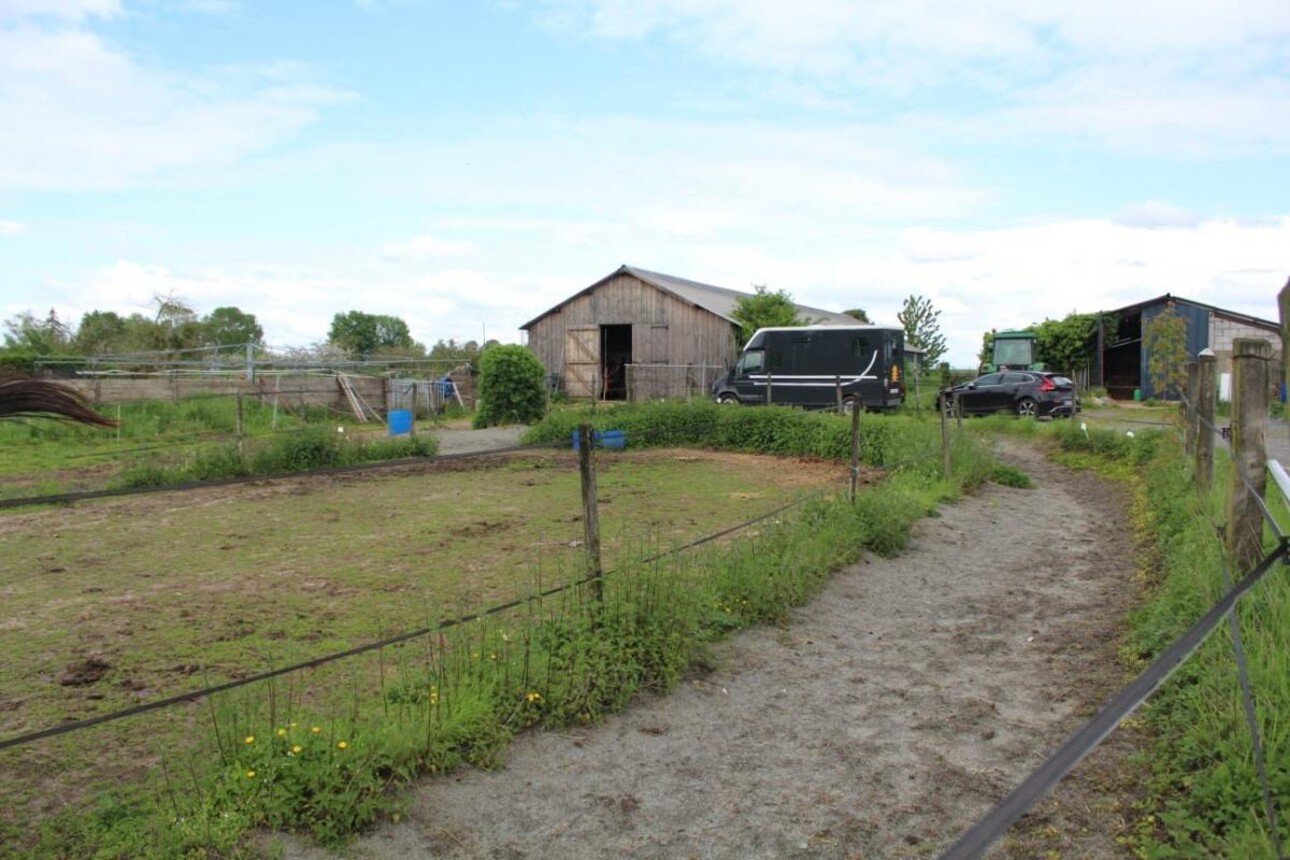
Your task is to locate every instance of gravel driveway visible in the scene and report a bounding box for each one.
[284,439,1141,860]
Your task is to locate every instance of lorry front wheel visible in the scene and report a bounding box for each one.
[717,393,740,405]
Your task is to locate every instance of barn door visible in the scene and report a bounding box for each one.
[564,326,599,398]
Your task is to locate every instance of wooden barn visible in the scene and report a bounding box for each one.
[522,265,859,400]
[1095,294,1281,400]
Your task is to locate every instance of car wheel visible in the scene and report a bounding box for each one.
[717,393,740,405]
[1016,397,1038,418]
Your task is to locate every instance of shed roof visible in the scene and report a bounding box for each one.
[521,264,861,330]
[1103,293,1278,331]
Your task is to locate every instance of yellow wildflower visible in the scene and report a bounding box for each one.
[244,735,255,745]
[310,726,322,734]
[337,740,349,750]
[245,770,255,779]
[292,745,302,754]
[276,728,287,738]
[526,691,542,704]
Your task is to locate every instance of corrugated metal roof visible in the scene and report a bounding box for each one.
[1102,293,1278,330]
[521,264,863,329]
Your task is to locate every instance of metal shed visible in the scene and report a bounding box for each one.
[1095,294,1280,400]
[521,265,859,401]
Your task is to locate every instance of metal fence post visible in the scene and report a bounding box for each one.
[578,424,603,604]
[766,372,773,405]
[1197,350,1216,489]
[1225,338,1270,571]
[836,375,843,414]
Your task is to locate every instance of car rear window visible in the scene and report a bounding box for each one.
[1052,376,1073,386]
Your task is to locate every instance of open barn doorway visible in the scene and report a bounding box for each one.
[600,325,632,400]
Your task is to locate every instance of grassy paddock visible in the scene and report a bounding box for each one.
[4,405,996,857]
[0,395,435,499]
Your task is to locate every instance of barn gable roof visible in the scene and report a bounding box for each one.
[1102,293,1278,331]
[521,264,861,330]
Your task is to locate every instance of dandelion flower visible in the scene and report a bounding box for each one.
[276,728,287,738]
[526,691,542,704]
[310,726,322,734]
[337,740,349,750]
[292,745,302,754]
[245,770,256,779]
[244,736,255,745]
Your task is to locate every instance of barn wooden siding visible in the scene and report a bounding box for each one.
[525,272,738,398]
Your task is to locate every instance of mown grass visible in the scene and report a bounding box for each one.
[987,411,1290,858]
[3,403,997,858]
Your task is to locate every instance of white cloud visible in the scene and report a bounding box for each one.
[1114,201,1203,230]
[0,18,350,193]
[0,0,120,23]
[532,1,1290,153]
[0,218,26,235]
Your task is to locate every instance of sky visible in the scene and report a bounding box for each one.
[1,0,1288,367]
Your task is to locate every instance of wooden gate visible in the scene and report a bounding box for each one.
[564,326,600,398]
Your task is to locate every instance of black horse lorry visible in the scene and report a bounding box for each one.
[712,325,906,412]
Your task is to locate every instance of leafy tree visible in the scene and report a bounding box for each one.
[842,308,871,324]
[731,285,804,345]
[473,344,547,428]
[428,338,499,368]
[1030,313,1098,375]
[151,294,203,351]
[1144,303,1189,399]
[328,311,416,357]
[73,311,128,355]
[897,295,947,367]
[202,306,263,348]
[3,309,71,354]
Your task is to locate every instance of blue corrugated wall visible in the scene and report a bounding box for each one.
[1138,300,1211,399]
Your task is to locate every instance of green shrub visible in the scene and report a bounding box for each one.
[473,345,547,428]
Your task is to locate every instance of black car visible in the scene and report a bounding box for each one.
[937,371,1080,418]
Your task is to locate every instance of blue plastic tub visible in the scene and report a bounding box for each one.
[388,409,413,436]
[571,429,627,451]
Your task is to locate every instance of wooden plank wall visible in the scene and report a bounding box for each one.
[64,374,389,414]
[525,273,738,397]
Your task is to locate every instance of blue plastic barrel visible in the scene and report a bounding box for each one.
[388,409,413,436]
[571,429,627,451]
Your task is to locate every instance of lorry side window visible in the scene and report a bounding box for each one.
[852,337,871,358]
[737,350,765,375]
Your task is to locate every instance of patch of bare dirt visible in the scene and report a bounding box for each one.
[281,438,1145,860]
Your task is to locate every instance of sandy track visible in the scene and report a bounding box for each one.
[285,439,1141,860]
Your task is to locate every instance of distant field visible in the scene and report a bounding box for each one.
[0,447,843,835]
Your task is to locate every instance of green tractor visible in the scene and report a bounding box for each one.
[980,330,1045,373]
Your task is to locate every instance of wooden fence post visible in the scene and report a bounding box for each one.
[578,424,603,603]
[836,375,843,414]
[941,393,952,478]
[1197,350,1216,490]
[766,372,773,405]
[849,404,861,501]
[1184,361,1199,455]
[235,391,245,457]
[1225,339,1270,571]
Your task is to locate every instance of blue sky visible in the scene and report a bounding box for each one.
[1,0,1287,366]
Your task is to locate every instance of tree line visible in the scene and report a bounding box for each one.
[1,296,498,369]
